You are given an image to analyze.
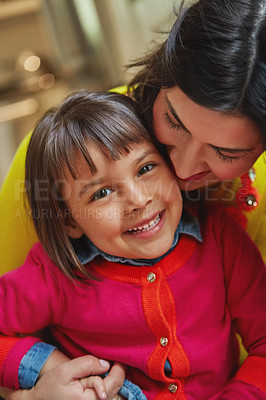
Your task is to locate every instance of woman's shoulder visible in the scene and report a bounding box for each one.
[203,155,266,261]
[245,155,266,261]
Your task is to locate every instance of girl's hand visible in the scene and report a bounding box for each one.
[0,356,126,400]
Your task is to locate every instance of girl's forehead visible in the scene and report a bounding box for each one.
[61,142,99,180]
[62,140,136,181]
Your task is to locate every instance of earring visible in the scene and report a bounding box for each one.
[226,168,260,228]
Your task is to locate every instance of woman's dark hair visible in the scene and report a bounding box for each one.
[129,0,266,148]
[25,90,153,281]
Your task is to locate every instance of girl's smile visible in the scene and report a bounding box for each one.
[64,142,182,260]
[124,211,164,238]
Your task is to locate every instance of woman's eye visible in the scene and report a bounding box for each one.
[92,188,113,200]
[137,163,154,177]
[163,112,180,130]
[215,150,239,163]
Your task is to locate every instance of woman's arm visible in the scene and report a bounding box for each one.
[0,352,126,400]
[0,249,126,399]
[216,208,266,399]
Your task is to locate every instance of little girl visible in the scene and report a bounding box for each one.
[0,91,265,400]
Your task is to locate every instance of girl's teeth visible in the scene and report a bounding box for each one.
[128,214,161,233]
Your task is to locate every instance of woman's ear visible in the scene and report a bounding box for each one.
[65,220,83,239]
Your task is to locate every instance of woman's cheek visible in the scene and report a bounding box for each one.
[211,163,247,181]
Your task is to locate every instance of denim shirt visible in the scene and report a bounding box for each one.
[18,209,202,398]
[71,208,202,267]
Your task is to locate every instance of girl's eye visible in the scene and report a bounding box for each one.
[163,112,180,130]
[215,150,239,163]
[92,188,113,201]
[137,163,154,177]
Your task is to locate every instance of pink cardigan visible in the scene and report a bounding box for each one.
[0,206,266,399]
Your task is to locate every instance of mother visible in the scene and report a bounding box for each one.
[0,0,265,399]
[128,0,266,259]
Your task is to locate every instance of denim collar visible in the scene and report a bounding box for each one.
[71,208,202,267]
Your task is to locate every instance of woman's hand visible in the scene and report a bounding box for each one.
[0,355,126,400]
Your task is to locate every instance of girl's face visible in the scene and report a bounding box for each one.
[153,87,264,191]
[64,141,182,260]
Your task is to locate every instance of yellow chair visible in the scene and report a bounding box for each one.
[0,132,37,273]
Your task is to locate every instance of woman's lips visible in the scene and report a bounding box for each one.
[177,171,210,182]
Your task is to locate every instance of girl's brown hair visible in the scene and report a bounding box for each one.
[25,90,153,281]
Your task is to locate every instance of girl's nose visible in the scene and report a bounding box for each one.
[126,181,153,212]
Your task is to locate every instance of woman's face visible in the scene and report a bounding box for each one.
[153,87,264,191]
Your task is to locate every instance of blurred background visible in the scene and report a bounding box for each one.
[0,0,180,187]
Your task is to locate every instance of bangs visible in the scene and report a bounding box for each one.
[48,92,153,180]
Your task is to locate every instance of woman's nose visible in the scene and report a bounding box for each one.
[168,141,208,179]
